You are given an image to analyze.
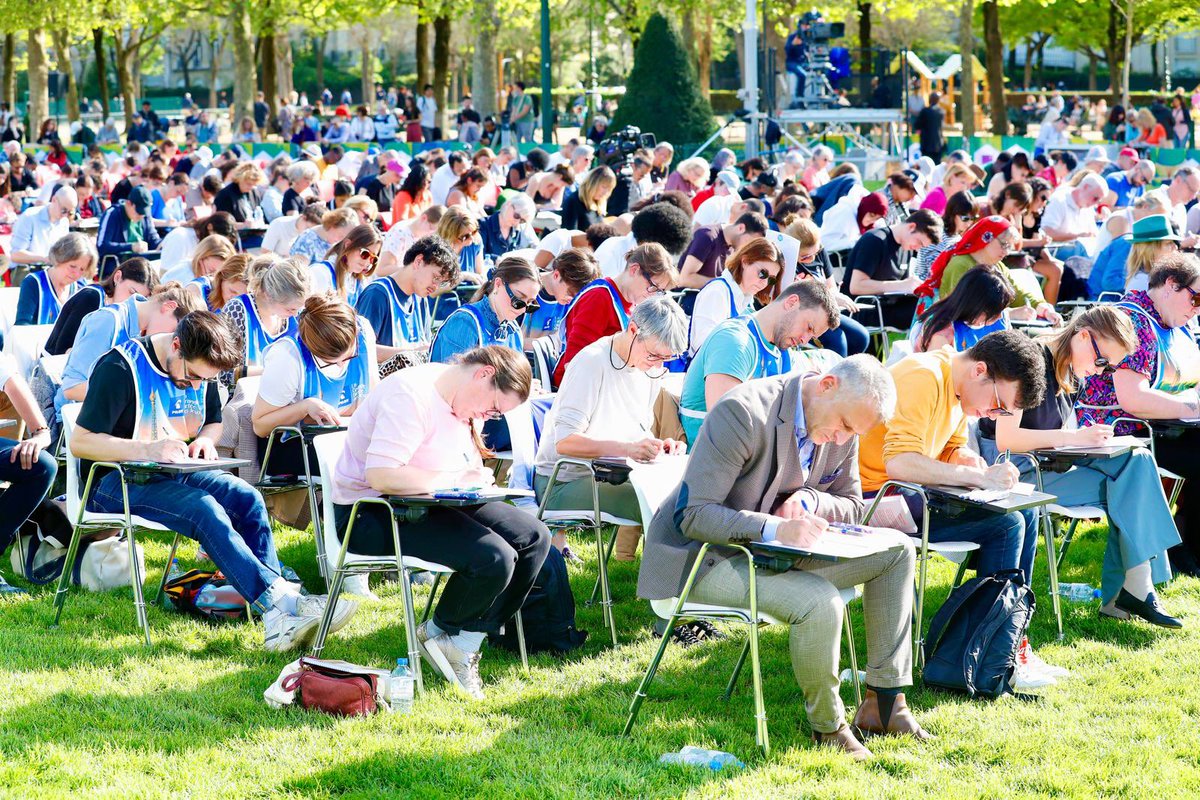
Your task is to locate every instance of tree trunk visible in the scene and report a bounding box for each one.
[1150,41,1159,87]
[208,35,223,108]
[92,29,109,117]
[178,34,194,91]
[1023,37,1033,89]
[360,28,373,106]
[681,6,697,75]
[113,36,137,131]
[27,29,50,138]
[982,1,1005,135]
[261,30,278,120]
[277,35,294,101]
[958,0,975,140]
[858,2,872,76]
[313,35,325,94]
[471,0,500,116]
[229,0,258,125]
[1036,39,1045,86]
[416,12,431,91]
[1,34,13,108]
[697,11,714,98]
[1086,51,1098,91]
[1120,0,1133,109]
[433,14,451,132]
[52,30,80,122]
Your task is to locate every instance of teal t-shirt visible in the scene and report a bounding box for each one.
[679,316,784,442]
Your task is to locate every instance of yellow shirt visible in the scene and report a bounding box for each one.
[858,347,968,493]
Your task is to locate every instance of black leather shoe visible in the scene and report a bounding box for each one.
[1114,588,1183,629]
[0,575,27,595]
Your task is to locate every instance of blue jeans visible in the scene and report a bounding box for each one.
[818,313,871,357]
[515,119,535,144]
[89,470,282,612]
[0,438,57,553]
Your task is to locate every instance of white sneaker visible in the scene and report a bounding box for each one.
[296,594,358,636]
[263,608,321,653]
[1010,660,1057,691]
[415,621,486,700]
[1020,637,1070,679]
[342,574,380,601]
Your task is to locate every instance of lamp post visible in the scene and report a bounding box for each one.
[541,0,554,144]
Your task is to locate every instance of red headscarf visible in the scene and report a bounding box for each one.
[916,214,1013,298]
[856,191,888,233]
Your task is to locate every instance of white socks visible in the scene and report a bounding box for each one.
[427,619,486,653]
[269,577,302,615]
[1123,562,1153,600]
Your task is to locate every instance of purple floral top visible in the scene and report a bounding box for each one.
[1076,290,1200,433]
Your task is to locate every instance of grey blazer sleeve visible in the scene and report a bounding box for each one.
[676,395,773,545]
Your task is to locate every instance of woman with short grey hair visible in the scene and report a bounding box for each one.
[534,295,688,559]
[15,232,96,326]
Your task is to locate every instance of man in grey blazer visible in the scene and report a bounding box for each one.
[638,355,926,760]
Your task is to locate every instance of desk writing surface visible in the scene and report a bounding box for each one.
[753,528,905,563]
[123,457,250,474]
[925,483,1058,513]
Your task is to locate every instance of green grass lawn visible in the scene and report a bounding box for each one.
[2,520,1199,799]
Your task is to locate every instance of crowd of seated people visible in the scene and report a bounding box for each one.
[1,129,1198,765]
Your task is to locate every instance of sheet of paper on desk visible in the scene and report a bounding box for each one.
[1055,435,1145,452]
[959,482,1035,503]
[626,454,689,524]
[479,487,534,498]
[803,529,905,560]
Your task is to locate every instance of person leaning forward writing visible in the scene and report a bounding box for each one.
[638,356,928,761]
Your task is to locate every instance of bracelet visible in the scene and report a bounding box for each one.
[29,426,49,436]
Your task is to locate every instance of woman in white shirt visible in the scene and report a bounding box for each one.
[307,223,381,306]
[687,237,784,357]
[534,296,688,557]
[158,212,238,277]
[162,234,236,287]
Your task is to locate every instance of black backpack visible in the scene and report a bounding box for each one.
[491,546,588,655]
[922,569,1035,698]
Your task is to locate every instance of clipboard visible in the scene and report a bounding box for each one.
[122,457,251,474]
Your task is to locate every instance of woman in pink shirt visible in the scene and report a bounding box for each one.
[330,345,549,701]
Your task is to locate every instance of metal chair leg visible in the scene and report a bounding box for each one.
[587,525,617,607]
[311,568,347,658]
[1041,509,1063,640]
[51,523,88,627]
[914,551,929,670]
[1057,518,1080,569]
[951,558,970,589]
[593,525,617,645]
[421,572,442,623]
[152,533,183,606]
[621,606,679,738]
[515,611,529,671]
[126,530,152,647]
[844,609,862,707]
[722,637,752,701]
[747,607,769,755]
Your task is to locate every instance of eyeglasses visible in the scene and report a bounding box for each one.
[640,268,666,295]
[638,337,677,364]
[174,357,215,389]
[985,379,1013,418]
[510,212,527,225]
[503,281,540,312]
[358,247,379,267]
[1181,284,1200,308]
[797,249,820,264]
[482,387,504,420]
[1088,333,1116,375]
[756,268,780,286]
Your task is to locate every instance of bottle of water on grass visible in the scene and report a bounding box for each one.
[388,658,415,714]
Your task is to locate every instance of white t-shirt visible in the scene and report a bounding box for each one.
[0,352,16,392]
[262,215,302,256]
[161,261,197,285]
[595,231,637,278]
[258,322,378,409]
[534,335,661,481]
[688,271,752,356]
[158,227,200,276]
[693,194,737,228]
[535,228,581,260]
[430,164,457,206]
[417,96,438,129]
[1041,190,1097,239]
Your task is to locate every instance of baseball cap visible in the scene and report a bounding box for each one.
[127,186,153,216]
[384,159,407,175]
[1084,145,1111,164]
[1119,146,1140,162]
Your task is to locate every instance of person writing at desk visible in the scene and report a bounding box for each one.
[1075,254,1200,578]
[356,236,459,369]
[639,356,927,761]
[329,345,550,700]
[96,187,162,263]
[841,210,943,331]
[976,306,1183,627]
[70,311,357,651]
[856,330,1064,688]
[679,280,838,444]
[535,297,689,562]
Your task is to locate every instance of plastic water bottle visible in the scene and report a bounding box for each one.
[388,658,415,714]
[252,206,265,226]
[162,558,182,608]
[1059,583,1101,602]
[659,746,744,771]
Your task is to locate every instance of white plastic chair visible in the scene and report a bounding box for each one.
[308,431,528,696]
[51,403,175,647]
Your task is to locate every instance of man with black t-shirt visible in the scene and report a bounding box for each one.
[68,312,357,652]
[361,159,405,213]
[841,209,942,330]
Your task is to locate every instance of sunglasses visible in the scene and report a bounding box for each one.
[756,268,780,286]
[1182,284,1200,309]
[1088,333,1116,375]
[959,214,979,223]
[503,281,540,312]
[985,379,1013,418]
[457,231,476,243]
[358,247,379,266]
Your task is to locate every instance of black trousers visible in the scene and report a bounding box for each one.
[256,434,321,478]
[1152,429,1200,562]
[333,500,550,636]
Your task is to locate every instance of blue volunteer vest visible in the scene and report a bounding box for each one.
[190,276,213,310]
[290,324,371,412]
[378,275,431,346]
[952,315,1010,350]
[559,278,629,358]
[231,293,298,367]
[671,273,747,373]
[1118,300,1200,394]
[314,259,366,306]
[31,269,85,325]
[432,299,522,354]
[113,338,208,442]
[746,316,791,377]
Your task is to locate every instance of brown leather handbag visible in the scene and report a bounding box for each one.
[280,658,381,717]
